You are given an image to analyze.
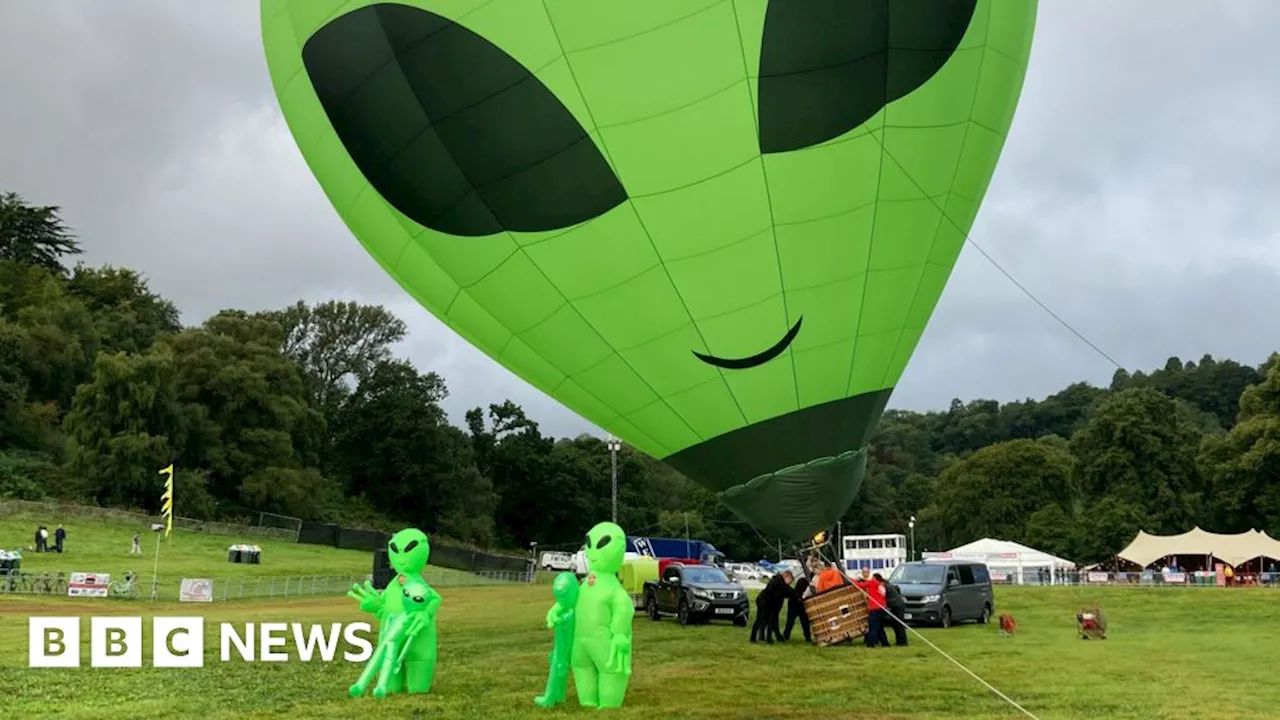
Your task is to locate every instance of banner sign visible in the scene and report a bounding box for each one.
[67,572,110,598]
[1087,571,1110,583]
[179,578,214,602]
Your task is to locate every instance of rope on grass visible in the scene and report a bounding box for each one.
[850,584,1043,720]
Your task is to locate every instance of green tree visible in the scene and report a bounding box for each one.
[1199,361,1280,535]
[929,437,1076,546]
[329,359,496,544]
[0,192,81,274]
[1071,387,1203,535]
[257,300,407,413]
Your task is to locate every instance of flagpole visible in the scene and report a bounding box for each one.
[150,530,162,601]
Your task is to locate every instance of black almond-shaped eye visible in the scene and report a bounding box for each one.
[404,539,419,554]
[595,535,612,550]
[758,0,977,153]
[402,588,410,597]
[413,595,424,603]
[389,542,399,554]
[303,4,628,237]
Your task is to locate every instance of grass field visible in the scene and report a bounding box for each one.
[2,584,1278,720]
[0,512,375,579]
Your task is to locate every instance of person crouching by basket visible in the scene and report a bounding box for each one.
[855,569,890,647]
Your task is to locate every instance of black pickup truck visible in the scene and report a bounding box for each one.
[643,562,749,626]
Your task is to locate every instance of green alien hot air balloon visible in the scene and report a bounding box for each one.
[261,0,1037,542]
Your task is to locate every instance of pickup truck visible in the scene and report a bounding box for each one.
[643,562,749,626]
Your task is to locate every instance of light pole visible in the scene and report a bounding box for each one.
[606,435,621,523]
[908,516,916,562]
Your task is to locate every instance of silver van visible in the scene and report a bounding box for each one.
[889,561,994,628]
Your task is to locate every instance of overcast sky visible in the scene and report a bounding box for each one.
[2,1,1277,440]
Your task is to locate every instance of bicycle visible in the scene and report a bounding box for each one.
[109,573,140,599]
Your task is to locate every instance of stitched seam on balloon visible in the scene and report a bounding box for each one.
[876,7,994,391]
[321,0,499,109]
[536,0,717,442]
[558,0,730,55]
[730,0,800,416]
[843,8,891,398]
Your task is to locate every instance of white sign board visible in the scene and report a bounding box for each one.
[67,572,110,598]
[179,578,214,602]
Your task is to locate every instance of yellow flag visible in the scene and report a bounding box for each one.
[159,464,174,538]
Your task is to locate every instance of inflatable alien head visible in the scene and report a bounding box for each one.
[399,575,432,613]
[584,522,626,576]
[551,571,579,609]
[388,528,430,575]
[262,1,1037,541]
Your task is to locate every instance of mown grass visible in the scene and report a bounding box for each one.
[0,512,376,583]
[1,584,1278,719]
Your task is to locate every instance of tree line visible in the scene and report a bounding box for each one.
[2,192,1278,563]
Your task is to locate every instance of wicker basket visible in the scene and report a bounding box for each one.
[803,584,869,647]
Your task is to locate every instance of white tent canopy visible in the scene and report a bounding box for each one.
[1116,527,1280,568]
[923,538,1076,584]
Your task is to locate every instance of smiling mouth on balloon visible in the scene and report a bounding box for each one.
[693,317,803,370]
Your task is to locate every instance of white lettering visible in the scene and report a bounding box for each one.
[90,617,142,668]
[259,622,289,661]
[343,622,373,662]
[29,617,80,667]
[154,617,204,668]
[220,622,254,661]
[291,622,342,662]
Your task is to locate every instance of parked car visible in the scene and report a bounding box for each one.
[644,562,749,626]
[725,563,764,582]
[889,561,994,628]
[539,551,575,572]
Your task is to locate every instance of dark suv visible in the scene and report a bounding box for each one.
[643,562,749,626]
[890,561,994,628]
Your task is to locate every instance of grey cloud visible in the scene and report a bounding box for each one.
[1,0,1277,442]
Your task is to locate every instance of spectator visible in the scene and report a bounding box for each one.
[783,572,812,642]
[878,572,908,646]
[38,526,49,553]
[54,525,66,553]
[130,532,142,556]
[33,526,42,553]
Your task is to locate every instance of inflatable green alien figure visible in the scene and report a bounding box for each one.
[349,575,433,699]
[546,522,634,709]
[347,529,440,697]
[534,572,578,708]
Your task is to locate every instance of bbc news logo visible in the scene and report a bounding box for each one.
[28,617,374,668]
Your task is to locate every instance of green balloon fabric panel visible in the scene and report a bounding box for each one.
[261,0,1036,477]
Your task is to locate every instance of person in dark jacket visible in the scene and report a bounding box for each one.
[783,573,811,642]
[877,572,908,646]
[750,571,791,643]
[54,525,66,553]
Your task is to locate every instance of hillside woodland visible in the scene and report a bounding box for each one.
[3,192,1278,562]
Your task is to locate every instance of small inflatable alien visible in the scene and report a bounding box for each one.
[349,575,433,698]
[348,528,440,696]
[547,522,633,709]
[534,572,578,708]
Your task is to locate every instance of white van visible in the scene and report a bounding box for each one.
[539,551,576,571]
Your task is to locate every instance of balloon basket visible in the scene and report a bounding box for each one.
[803,584,869,647]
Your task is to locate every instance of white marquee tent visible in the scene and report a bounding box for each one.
[1116,527,1280,569]
[923,538,1076,585]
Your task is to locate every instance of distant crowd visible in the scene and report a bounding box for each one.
[31,524,67,553]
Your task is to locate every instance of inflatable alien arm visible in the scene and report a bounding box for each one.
[607,584,634,675]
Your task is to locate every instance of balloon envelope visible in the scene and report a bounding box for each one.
[261,0,1037,541]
